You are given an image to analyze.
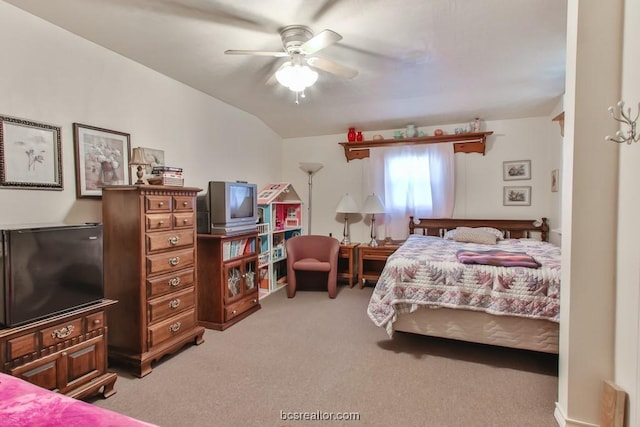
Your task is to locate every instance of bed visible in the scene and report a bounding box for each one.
[0,372,157,427]
[367,217,560,354]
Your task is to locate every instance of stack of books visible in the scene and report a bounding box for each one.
[147,166,184,186]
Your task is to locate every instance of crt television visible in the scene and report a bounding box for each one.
[197,181,258,235]
[0,224,104,327]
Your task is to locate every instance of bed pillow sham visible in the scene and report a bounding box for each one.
[444,226,504,241]
[451,227,498,245]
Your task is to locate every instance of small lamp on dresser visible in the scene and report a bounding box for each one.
[129,147,150,185]
[362,193,386,247]
[335,193,359,245]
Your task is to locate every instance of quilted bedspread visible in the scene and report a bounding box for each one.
[0,373,157,427]
[367,234,561,336]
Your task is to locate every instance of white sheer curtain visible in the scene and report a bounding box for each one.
[366,143,455,239]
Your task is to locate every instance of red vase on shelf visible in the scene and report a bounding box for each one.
[347,127,356,142]
[356,131,363,141]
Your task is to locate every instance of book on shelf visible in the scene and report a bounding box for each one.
[151,171,183,178]
[147,176,184,187]
[152,166,183,173]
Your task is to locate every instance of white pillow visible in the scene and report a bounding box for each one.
[443,226,504,240]
[452,228,498,245]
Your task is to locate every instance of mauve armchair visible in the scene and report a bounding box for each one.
[285,235,340,298]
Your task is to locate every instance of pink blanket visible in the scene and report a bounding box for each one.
[456,249,541,268]
[0,373,156,427]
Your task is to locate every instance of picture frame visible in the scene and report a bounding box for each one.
[551,169,559,192]
[141,147,165,175]
[0,115,63,190]
[503,160,531,181]
[73,123,131,198]
[503,186,532,206]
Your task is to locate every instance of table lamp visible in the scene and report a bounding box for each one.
[363,193,385,247]
[335,193,359,245]
[129,147,150,185]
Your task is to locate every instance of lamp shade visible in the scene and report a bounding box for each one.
[276,62,318,92]
[129,147,149,166]
[336,193,359,214]
[362,194,385,214]
[299,162,323,175]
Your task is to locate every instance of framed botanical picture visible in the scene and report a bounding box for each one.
[0,115,63,190]
[503,160,531,181]
[141,147,165,174]
[73,123,131,198]
[503,186,532,206]
[551,169,559,192]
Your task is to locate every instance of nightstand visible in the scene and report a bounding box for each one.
[358,241,402,288]
[337,243,359,287]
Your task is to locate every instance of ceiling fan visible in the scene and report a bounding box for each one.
[225,25,358,100]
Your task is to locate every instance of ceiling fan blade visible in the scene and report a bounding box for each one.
[225,50,288,57]
[307,57,358,79]
[299,29,342,55]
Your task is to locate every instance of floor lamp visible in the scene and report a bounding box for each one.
[299,162,323,234]
[363,194,386,247]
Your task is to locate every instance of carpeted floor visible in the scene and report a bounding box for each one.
[92,285,559,427]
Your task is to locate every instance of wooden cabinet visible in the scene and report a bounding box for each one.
[358,242,402,287]
[197,232,261,330]
[338,243,359,287]
[0,300,118,400]
[102,185,205,378]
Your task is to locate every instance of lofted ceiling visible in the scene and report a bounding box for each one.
[4,0,568,138]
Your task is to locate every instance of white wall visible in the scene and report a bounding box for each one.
[282,116,562,243]
[0,1,282,226]
[555,0,620,425]
[616,0,640,425]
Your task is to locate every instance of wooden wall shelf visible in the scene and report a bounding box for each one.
[338,132,494,161]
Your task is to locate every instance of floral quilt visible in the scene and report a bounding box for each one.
[367,234,561,336]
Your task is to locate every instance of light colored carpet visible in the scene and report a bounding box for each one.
[92,285,558,427]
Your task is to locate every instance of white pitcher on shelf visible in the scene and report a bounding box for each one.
[406,123,417,138]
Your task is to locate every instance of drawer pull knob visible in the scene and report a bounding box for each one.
[169,256,180,266]
[183,218,188,224]
[183,201,188,207]
[231,310,237,315]
[252,299,257,304]
[168,236,180,245]
[93,319,101,325]
[159,202,164,207]
[51,325,75,339]
[168,277,181,287]
[169,298,181,309]
[169,321,181,333]
[158,220,164,225]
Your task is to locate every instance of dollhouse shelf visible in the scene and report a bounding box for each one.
[338,131,494,161]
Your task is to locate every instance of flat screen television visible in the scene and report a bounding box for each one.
[197,181,258,235]
[0,224,104,327]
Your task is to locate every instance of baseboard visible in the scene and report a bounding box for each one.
[554,403,599,427]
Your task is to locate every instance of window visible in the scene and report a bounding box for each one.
[368,143,455,239]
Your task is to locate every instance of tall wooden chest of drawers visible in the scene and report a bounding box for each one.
[102,185,205,377]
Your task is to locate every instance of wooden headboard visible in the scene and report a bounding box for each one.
[408,217,550,242]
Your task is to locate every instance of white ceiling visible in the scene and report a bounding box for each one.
[5,0,568,138]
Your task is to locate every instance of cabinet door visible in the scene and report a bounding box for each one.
[10,335,105,393]
[224,259,244,302]
[242,258,257,295]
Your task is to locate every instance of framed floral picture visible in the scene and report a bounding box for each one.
[503,160,531,181]
[73,123,130,198]
[0,115,63,190]
[503,186,532,206]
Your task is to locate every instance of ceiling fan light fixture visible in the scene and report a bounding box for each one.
[275,61,318,92]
